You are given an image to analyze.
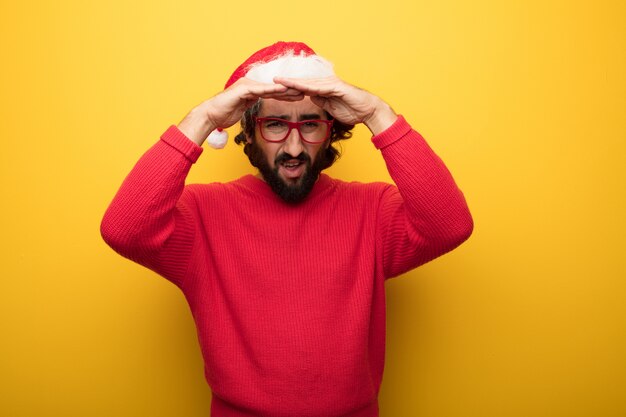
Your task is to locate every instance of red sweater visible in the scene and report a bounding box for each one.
[101,116,473,417]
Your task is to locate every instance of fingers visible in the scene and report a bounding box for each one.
[240,82,287,99]
[273,76,340,97]
[309,95,328,109]
[238,81,305,102]
[263,87,305,101]
[227,77,347,107]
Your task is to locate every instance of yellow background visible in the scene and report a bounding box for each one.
[1,0,625,416]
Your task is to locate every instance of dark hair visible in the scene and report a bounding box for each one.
[233,100,354,170]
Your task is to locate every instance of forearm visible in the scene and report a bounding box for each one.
[363,98,398,136]
[177,104,217,146]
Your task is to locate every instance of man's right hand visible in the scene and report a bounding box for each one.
[177,78,305,146]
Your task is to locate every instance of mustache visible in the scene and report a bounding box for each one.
[274,152,311,165]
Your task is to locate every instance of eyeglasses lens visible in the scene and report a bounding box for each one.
[260,120,329,143]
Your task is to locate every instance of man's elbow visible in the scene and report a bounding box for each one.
[449,212,474,249]
[100,214,124,253]
[99,210,138,256]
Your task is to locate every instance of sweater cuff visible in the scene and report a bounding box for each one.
[371,115,414,150]
[160,125,204,163]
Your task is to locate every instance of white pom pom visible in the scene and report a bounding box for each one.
[207,129,228,149]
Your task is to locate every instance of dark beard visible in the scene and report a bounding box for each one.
[247,141,325,204]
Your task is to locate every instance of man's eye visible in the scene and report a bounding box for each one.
[300,121,321,132]
[265,121,288,130]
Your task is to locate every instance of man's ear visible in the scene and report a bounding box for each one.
[245,133,253,144]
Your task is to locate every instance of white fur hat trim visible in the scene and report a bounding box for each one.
[245,51,335,84]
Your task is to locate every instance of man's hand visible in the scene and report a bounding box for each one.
[273,76,398,135]
[178,78,304,146]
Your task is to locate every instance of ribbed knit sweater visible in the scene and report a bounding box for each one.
[101,115,473,417]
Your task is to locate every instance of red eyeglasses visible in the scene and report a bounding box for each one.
[255,117,334,144]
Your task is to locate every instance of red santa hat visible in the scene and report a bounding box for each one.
[207,41,335,148]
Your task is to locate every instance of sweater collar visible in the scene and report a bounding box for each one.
[238,173,334,205]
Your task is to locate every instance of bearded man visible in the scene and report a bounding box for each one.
[101,41,473,417]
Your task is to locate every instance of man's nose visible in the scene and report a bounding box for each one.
[282,127,304,156]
